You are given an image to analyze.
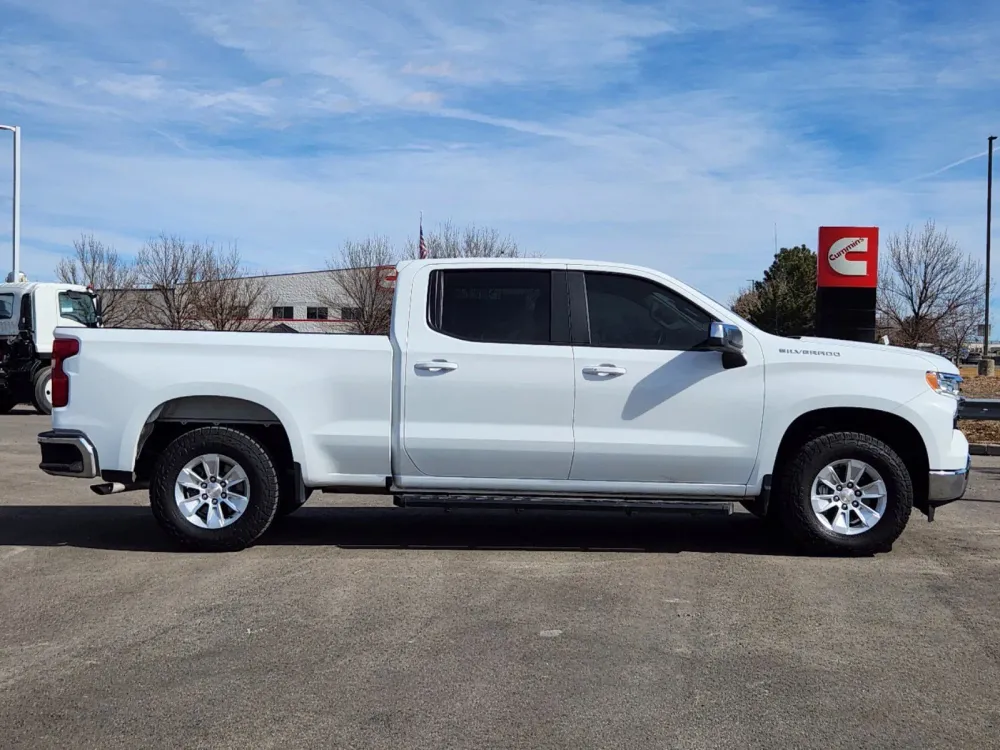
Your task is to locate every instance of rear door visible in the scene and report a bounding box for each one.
[400,265,576,482]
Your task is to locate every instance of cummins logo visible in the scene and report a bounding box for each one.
[827,237,868,276]
[779,348,841,357]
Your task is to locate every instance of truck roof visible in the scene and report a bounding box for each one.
[395,257,671,275]
[0,282,91,294]
[394,255,711,302]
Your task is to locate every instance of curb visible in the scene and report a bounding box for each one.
[969,444,1000,456]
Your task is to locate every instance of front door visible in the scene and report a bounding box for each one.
[400,265,576,482]
[569,269,765,492]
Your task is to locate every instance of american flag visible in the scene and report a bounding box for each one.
[419,216,427,259]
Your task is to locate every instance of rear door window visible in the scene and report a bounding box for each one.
[429,269,553,345]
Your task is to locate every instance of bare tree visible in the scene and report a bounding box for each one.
[877,221,984,350]
[134,233,206,329]
[324,235,398,334]
[54,233,141,327]
[192,243,276,332]
[875,311,899,344]
[937,296,985,364]
[729,282,761,321]
[403,220,523,259]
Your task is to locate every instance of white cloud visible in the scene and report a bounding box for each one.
[401,61,456,78]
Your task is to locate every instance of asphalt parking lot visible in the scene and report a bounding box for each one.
[2,412,1000,749]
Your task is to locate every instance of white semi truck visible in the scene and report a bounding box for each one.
[0,280,101,414]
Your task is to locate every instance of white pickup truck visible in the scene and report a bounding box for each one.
[38,257,970,554]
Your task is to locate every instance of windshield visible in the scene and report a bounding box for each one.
[58,291,99,327]
[0,293,12,320]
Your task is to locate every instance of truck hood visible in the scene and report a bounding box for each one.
[787,336,959,375]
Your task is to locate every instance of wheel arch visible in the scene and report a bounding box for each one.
[771,407,930,512]
[131,395,298,484]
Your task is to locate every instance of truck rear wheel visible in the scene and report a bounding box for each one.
[774,431,913,555]
[0,389,16,414]
[32,367,52,415]
[149,426,281,552]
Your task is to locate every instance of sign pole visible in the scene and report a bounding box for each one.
[986,135,996,362]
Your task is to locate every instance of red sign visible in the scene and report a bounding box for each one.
[817,226,879,288]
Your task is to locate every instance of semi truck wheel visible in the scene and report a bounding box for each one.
[774,431,913,555]
[149,426,282,552]
[32,367,53,415]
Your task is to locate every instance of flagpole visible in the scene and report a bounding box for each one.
[419,211,427,259]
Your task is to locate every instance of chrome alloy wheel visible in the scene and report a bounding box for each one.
[810,459,888,536]
[174,453,250,529]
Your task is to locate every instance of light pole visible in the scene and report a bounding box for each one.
[0,124,20,283]
[984,135,997,368]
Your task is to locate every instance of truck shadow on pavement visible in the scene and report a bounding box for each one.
[0,505,815,556]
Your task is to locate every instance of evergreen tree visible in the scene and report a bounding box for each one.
[731,245,816,336]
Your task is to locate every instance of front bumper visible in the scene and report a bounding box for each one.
[927,454,971,504]
[37,429,99,479]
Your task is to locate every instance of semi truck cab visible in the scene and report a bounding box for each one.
[0,280,101,414]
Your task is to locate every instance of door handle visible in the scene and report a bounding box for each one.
[582,364,627,376]
[414,360,458,372]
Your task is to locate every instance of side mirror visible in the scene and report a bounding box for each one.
[707,321,743,351]
[706,321,747,369]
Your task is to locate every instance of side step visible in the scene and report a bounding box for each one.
[393,494,734,516]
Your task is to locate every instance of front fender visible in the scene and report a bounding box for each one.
[750,393,931,492]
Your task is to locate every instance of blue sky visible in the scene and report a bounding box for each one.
[0,0,997,302]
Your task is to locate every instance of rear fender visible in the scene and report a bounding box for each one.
[122,386,306,471]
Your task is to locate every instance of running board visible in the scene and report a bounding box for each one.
[393,494,734,516]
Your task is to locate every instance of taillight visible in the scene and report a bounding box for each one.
[51,338,80,408]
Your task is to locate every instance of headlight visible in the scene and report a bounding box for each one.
[926,371,962,397]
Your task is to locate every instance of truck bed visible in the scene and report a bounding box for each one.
[53,327,394,487]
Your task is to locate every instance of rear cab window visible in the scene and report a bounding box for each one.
[0,293,13,320]
[427,269,561,345]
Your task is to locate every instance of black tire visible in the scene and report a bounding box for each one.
[32,366,52,415]
[0,388,16,414]
[773,431,913,555]
[149,426,281,552]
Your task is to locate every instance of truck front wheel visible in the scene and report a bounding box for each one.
[774,431,913,555]
[149,426,282,552]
